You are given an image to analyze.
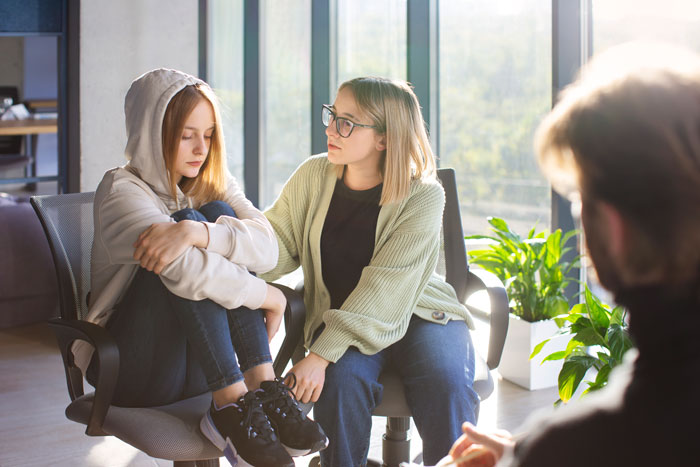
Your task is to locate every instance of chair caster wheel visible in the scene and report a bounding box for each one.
[308,455,321,467]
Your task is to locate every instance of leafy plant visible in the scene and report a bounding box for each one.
[466,217,580,322]
[530,284,635,404]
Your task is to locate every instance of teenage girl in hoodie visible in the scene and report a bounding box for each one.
[262,77,480,466]
[82,69,326,467]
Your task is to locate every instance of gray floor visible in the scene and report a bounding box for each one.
[0,320,562,467]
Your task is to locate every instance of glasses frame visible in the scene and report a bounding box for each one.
[322,104,377,138]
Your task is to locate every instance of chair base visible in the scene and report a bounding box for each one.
[381,416,411,466]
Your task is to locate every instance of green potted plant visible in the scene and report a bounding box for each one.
[530,284,635,404]
[466,217,580,389]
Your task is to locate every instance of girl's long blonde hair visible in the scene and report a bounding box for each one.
[161,84,227,204]
[337,77,436,205]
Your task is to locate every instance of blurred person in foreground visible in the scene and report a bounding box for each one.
[446,41,700,467]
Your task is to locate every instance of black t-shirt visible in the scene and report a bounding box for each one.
[320,177,382,309]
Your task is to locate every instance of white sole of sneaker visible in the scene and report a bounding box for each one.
[200,412,247,467]
[283,436,330,457]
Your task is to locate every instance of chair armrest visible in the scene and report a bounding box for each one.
[270,283,307,376]
[47,317,119,436]
[465,269,509,370]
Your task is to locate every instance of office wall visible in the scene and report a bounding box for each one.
[80,0,198,191]
[0,37,23,97]
[24,36,57,99]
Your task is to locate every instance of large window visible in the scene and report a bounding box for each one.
[260,0,311,208]
[593,0,700,53]
[334,0,407,91]
[207,0,244,184]
[439,0,552,236]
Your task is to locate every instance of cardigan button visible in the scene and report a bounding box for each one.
[432,311,445,320]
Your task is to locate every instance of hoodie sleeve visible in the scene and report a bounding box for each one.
[200,176,279,273]
[96,180,268,310]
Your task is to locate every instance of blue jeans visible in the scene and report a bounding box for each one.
[315,316,480,466]
[92,201,271,407]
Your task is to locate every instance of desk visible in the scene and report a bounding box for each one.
[0,119,58,136]
[0,119,59,188]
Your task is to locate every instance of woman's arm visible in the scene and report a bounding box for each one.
[133,220,208,274]
[197,175,279,273]
[260,159,323,281]
[130,176,275,275]
[97,183,269,310]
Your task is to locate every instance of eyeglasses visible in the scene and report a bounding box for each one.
[322,104,377,138]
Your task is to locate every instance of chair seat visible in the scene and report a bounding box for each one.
[372,354,493,418]
[66,391,222,461]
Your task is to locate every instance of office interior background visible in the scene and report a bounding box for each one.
[1,0,700,466]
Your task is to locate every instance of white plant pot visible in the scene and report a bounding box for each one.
[498,313,570,391]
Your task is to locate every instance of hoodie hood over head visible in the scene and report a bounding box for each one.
[124,68,207,209]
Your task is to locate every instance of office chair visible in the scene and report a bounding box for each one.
[272,168,510,467]
[31,192,305,466]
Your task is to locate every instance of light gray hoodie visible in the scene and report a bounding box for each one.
[75,68,278,370]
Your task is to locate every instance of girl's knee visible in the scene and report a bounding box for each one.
[171,207,204,222]
[323,359,382,406]
[200,200,236,221]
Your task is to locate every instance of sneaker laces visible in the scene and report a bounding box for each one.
[238,391,275,441]
[259,375,304,422]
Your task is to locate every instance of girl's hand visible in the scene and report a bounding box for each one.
[287,353,329,403]
[447,423,514,467]
[133,220,208,274]
[259,284,287,341]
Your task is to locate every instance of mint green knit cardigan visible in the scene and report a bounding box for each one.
[261,155,474,363]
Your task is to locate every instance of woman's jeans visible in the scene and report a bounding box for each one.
[315,316,480,467]
[89,201,271,407]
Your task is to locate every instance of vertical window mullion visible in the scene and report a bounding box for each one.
[407,0,437,154]
[552,0,590,301]
[311,0,331,155]
[243,0,261,206]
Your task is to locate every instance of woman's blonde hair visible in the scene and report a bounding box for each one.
[161,84,227,204]
[336,77,436,205]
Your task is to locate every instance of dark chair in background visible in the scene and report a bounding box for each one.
[273,168,510,467]
[31,191,304,466]
[0,86,31,173]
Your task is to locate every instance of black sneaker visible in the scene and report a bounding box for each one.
[200,391,294,467]
[258,376,329,457]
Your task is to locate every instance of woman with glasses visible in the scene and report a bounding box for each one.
[263,77,479,466]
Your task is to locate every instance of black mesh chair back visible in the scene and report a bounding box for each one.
[438,168,509,372]
[30,192,222,467]
[31,192,93,321]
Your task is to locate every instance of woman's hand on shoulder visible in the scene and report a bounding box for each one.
[133,220,208,274]
[287,353,329,404]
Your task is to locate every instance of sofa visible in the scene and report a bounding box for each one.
[0,193,58,328]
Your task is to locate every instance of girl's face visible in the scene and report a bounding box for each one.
[173,99,215,183]
[326,87,385,176]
